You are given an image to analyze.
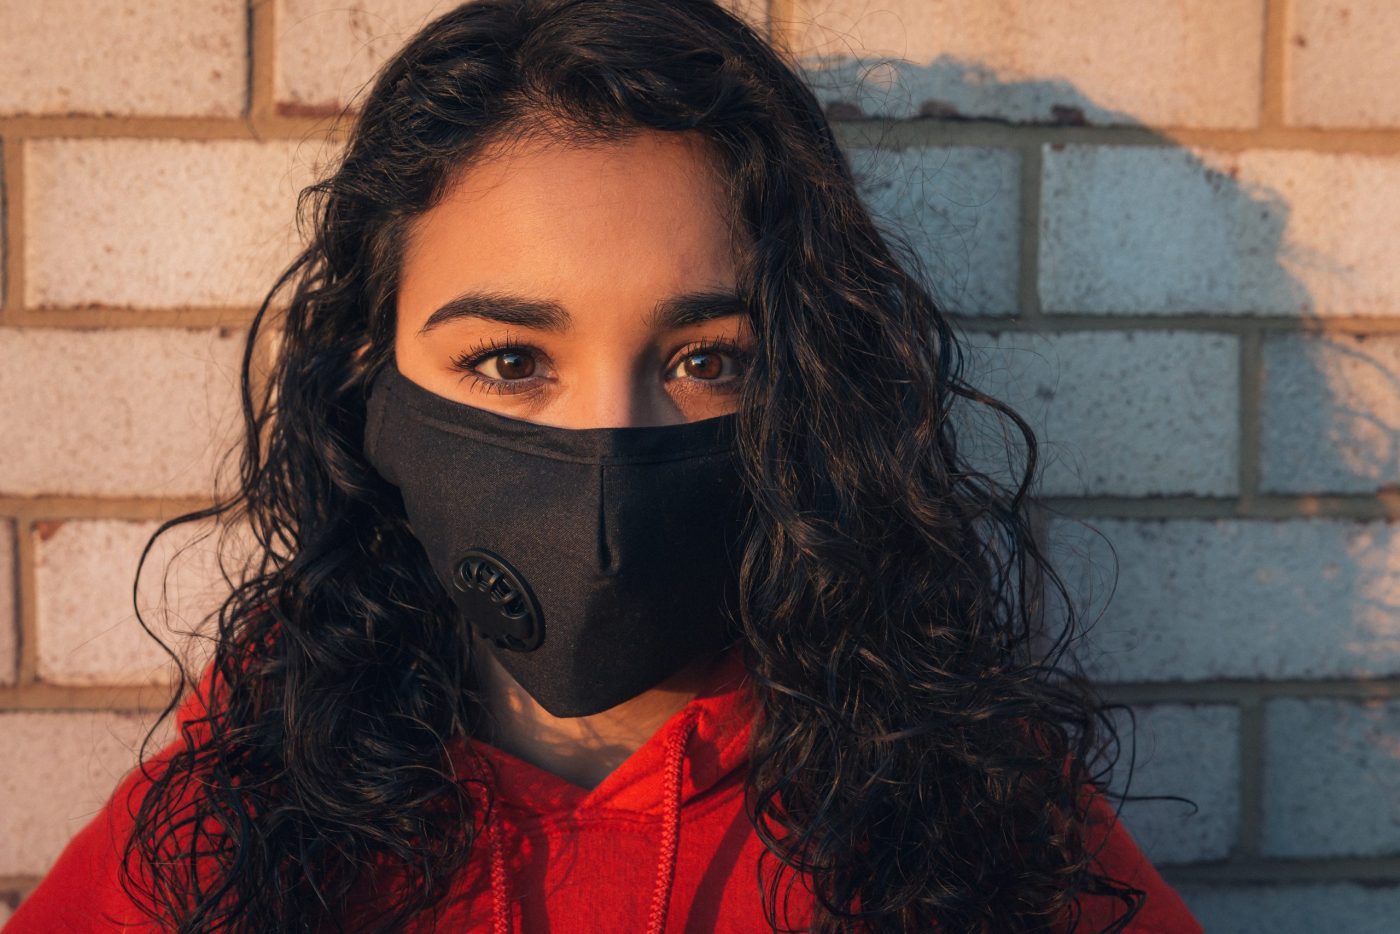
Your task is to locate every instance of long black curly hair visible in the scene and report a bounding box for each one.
[121,1,1146,930]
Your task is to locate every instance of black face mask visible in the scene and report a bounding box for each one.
[362,362,749,718]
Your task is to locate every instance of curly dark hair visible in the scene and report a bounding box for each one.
[121,0,1147,930]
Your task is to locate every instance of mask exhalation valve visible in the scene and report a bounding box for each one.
[453,548,544,652]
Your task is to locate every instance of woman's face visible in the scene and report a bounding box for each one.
[394,129,752,428]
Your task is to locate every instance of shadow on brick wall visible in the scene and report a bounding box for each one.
[796,50,1400,918]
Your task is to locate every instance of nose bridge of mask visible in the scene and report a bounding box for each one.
[365,362,738,465]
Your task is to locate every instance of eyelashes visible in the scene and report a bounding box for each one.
[448,334,539,395]
[447,334,751,397]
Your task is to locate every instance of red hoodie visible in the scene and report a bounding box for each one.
[5,646,1202,933]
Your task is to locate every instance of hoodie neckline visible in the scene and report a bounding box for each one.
[459,643,755,818]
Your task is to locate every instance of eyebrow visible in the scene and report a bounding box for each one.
[416,288,746,335]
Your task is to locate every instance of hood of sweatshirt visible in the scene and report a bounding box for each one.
[4,628,1203,934]
[449,642,758,934]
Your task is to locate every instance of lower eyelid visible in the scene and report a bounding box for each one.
[458,369,546,397]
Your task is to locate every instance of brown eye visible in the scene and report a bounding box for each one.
[493,350,535,379]
[683,351,723,380]
[450,339,549,396]
[667,341,749,389]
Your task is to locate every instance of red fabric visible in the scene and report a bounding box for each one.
[5,647,1202,933]
[4,656,224,932]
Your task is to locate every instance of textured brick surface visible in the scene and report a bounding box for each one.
[849,147,1020,315]
[722,0,767,25]
[35,518,241,686]
[0,328,245,497]
[1040,146,1400,316]
[1111,704,1240,865]
[0,522,14,687]
[1263,698,1400,858]
[0,0,245,117]
[1261,333,1400,494]
[959,331,1238,497]
[1182,884,1400,934]
[276,0,767,112]
[1,140,6,303]
[787,0,1263,127]
[25,139,334,309]
[0,710,168,876]
[3,0,1398,909]
[1290,0,1400,128]
[276,0,447,113]
[1047,518,1400,682]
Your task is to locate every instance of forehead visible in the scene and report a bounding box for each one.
[396,130,743,326]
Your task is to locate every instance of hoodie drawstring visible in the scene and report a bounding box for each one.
[489,808,510,934]
[648,707,699,934]
[485,706,700,934]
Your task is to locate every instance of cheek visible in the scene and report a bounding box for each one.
[671,391,742,422]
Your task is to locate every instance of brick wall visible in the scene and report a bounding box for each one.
[0,1,1396,928]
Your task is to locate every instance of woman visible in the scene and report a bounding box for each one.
[7,1,1201,931]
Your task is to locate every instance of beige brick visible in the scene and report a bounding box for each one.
[276,0,447,113]
[1263,699,1400,858]
[1290,0,1400,128]
[276,0,767,113]
[1040,146,1400,316]
[0,1,245,117]
[1,141,6,304]
[960,331,1239,497]
[25,139,335,309]
[787,0,1263,127]
[1260,333,1400,494]
[34,518,239,687]
[1049,518,1400,682]
[1111,704,1240,865]
[0,710,169,876]
[721,0,767,27]
[1182,883,1400,934]
[0,328,244,497]
[849,146,1020,315]
[0,521,14,686]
